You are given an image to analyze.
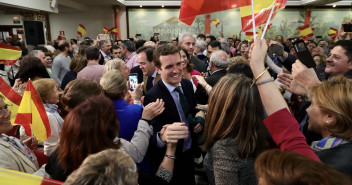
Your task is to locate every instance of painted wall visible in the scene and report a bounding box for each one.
[0,13,23,25]
[127,7,352,41]
[49,6,115,41]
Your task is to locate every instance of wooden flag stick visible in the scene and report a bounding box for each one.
[251,0,256,40]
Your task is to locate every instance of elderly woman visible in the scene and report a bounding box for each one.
[0,95,39,173]
[104,58,130,80]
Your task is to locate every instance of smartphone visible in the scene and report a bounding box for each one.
[293,40,316,68]
[129,73,138,91]
[271,44,283,56]
[343,24,352,32]
[136,33,141,37]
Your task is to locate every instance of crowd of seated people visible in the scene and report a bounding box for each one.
[1,20,352,185]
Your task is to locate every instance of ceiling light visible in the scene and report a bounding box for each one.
[332,4,336,7]
[140,5,142,8]
[162,5,164,8]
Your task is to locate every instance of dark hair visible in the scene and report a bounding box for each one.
[17,57,50,83]
[208,40,221,50]
[77,45,88,57]
[135,40,146,50]
[203,74,267,159]
[136,46,155,62]
[61,79,103,112]
[206,35,216,41]
[69,56,87,72]
[58,95,120,171]
[70,39,78,45]
[228,63,253,78]
[84,37,91,40]
[85,46,100,60]
[197,34,206,40]
[80,40,93,46]
[335,40,352,63]
[255,149,352,185]
[122,40,136,52]
[227,38,234,41]
[34,46,48,53]
[58,41,70,52]
[179,46,193,73]
[308,40,317,47]
[153,44,180,69]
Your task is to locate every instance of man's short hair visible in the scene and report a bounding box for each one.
[136,46,155,62]
[33,46,48,53]
[111,45,120,51]
[85,46,100,60]
[80,40,93,46]
[335,40,352,63]
[58,40,70,52]
[121,40,136,52]
[135,40,146,50]
[153,44,180,69]
[208,40,222,50]
[64,149,138,185]
[206,35,216,41]
[178,32,196,44]
[210,50,229,68]
[196,40,207,52]
[227,38,234,41]
[197,34,206,40]
[27,50,42,58]
[220,42,230,54]
[99,40,110,49]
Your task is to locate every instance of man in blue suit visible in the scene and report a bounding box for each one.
[144,44,204,185]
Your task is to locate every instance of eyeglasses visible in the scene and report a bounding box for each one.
[0,104,12,117]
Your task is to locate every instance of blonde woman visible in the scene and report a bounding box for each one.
[104,58,130,80]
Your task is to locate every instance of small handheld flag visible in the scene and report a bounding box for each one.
[211,19,220,27]
[0,77,21,124]
[77,24,86,37]
[0,42,22,65]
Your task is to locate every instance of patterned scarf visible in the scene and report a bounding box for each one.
[44,103,64,127]
[311,136,349,152]
[1,134,39,168]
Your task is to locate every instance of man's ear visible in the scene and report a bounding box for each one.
[156,66,162,74]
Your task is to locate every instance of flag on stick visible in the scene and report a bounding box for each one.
[103,27,109,34]
[179,0,239,25]
[0,43,21,65]
[109,27,118,34]
[299,25,314,40]
[211,19,220,27]
[0,168,63,185]
[0,77,21,124]
[14,80,51,142]
[328,27,338,37]
[240,0,287,32]
[77,24,86,37]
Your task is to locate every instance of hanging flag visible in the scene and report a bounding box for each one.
[328,27,338,37]
[240,0,287,32]
[0,168,63,185]
[103,27,109,34]
[77,24,86,37]
[14,80,51,142]
[179,0,239,25]
[0,77,21,124]
[109,27,118,34]
[0,43,22,65]
[299,25,314,40]
[211,19,220,27]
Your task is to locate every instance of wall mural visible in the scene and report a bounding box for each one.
[128,8,352,41]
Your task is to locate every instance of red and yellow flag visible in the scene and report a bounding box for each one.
[179,0,239,25]
[109,27,118,34]
[103,27,109,34]
[211,19,220,27]
[245,31,259,41]
[299,25,314,40]
[0,168,63,185]
[328,27,338,37]
[77,24,86,37]
[0,78,21,124]
[240,0,287,32]
[0,42,21,65]
[14,80,50,142]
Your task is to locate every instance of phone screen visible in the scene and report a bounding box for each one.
[343,24,352,32]
[293,40,316,68]
[271,44,283,56]
[129,73,138,91]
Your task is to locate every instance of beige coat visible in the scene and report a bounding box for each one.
[0,138,38,173]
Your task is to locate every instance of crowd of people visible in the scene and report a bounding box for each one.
[0,20,352,185]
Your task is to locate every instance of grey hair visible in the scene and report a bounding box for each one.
[179,32,196,44]
[196,40,207,52]
[220,42,230,54]
[27,50,41,58]
[210,50,229,68]
[44,45,55,53]
[99,40,110,48]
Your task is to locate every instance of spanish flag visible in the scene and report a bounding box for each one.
[179,0,239,25]
[245,31,259,41]
[77,24,86,37]
[211,19,220,27]
[14,80,51,142]
[328,27,338,37]
[299,25,314,40]
[109,27,118,34]
[240,0,287,32]
[103,27,109,34]
[0,168,63,185]
[0,43,21,65]
[0,77,21,124]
